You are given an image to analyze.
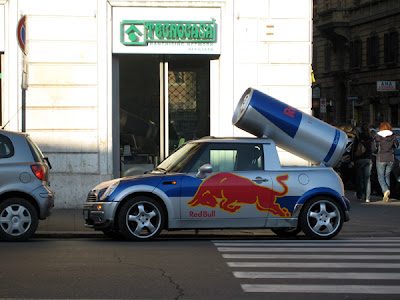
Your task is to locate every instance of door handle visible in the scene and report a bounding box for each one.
[252,177,268,182]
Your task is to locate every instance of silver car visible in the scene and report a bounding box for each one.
[84,137,350,241]
[0,129,54,241]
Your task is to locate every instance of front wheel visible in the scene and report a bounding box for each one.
[117,196,164,241]
[0,198,39,242]
[300,196,344,240]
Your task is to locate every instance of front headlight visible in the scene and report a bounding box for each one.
[100,181,120,201]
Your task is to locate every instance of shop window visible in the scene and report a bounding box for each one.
[384,28,398,65]
[350,37,362,69]
[367,32,379,67]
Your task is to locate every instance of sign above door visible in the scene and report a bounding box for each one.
[113,7,221,54]
[120,20,216,46]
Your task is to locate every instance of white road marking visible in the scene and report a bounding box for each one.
[241,284,400,294]
[227,262,400,268]
[233,271,400,279]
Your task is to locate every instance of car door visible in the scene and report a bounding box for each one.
[180,142,275,227]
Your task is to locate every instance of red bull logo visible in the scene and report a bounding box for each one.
[187,173,290,217]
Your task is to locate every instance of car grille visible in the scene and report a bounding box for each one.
[87,191,98,202]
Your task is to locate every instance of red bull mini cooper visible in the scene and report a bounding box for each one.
[83,137,350,240]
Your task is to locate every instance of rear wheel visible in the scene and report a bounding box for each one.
[271,227,302,237]
[0,198,38,242]
[300,196,343,240]
[117,196,164,241]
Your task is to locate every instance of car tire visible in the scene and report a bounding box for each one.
[271,227,302,237]
[0,198,39,242]
[117,196,164,241]
[299,196,344,240]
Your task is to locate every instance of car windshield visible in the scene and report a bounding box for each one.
[156,142,202,173]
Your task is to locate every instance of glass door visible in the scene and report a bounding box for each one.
[118,55,161,176]
[117,54,210,176]
[166,56,210,156]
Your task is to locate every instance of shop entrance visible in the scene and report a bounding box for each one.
[115,55,211,177]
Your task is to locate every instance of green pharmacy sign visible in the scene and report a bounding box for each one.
[120,20,216,46]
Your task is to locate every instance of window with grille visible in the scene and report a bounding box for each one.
[168,70,198,144]
[367,32,379,67]
[168,60,210,152]
[350,37,362,69]
[324,42,331,72]
[384,28,398,65]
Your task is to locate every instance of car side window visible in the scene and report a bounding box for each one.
[0,134,14,159]
[188,143,263,173]
[234,144,263,171]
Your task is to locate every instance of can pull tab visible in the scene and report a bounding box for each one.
[252,176,268,183]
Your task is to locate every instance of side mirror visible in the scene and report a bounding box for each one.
[196,164,213,179]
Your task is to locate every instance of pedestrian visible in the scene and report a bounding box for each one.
[351,122,373,203]
[372,122,399,202]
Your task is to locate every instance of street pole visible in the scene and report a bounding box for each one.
[21,55,27,132]
[17,15,27,132]
[22,88,25,132]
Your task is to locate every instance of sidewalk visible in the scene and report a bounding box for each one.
[34,190,400,239]
[36,209,102,238]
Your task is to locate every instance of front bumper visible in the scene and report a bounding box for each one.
[83,201,119,231]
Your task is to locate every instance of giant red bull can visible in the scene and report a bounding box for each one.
[232,88,347,167]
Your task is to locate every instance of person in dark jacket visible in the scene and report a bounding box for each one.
[352,122,373,202]
[372,122,399,202]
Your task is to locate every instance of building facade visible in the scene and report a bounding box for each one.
[313,0,400,128]
[0,0,313,208]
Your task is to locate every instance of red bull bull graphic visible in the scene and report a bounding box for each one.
[187,173,290,217]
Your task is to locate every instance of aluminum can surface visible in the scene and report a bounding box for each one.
[232,88,347,167]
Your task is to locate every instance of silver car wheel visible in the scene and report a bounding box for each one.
[118,197,164,240]
[0,198,38,241]
[300,197,343,239]
[0,204,32,236]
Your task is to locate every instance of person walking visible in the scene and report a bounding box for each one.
[351,123,373,203]
[372,122,399,202]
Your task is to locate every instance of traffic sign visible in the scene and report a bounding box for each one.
[17,15,27,54]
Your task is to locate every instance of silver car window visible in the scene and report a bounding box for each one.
[0,134,14,159]
[26,136,45,163]
[188,143,263,173]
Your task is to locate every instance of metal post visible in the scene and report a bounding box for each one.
[21,55,27,132]
[22,89,25,132]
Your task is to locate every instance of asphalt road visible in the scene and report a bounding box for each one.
[1,238,400,299]
[1,193,400,299]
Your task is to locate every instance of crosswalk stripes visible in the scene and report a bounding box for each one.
[213,239,400,295]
